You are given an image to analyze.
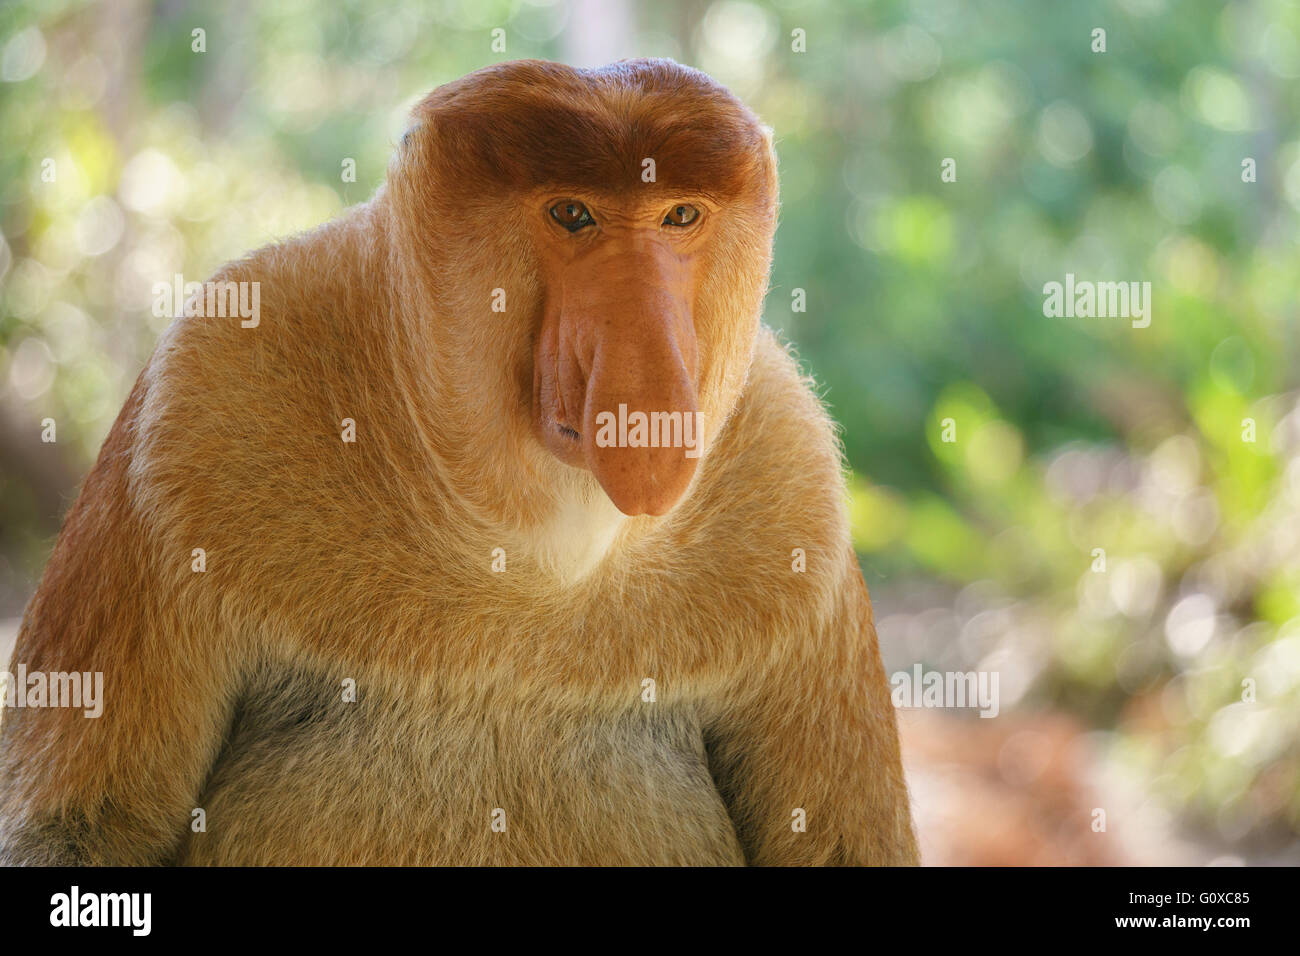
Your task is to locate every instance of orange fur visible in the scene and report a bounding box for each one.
[0,59,916,866]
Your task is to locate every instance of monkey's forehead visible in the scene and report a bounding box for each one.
[408,59,772,198]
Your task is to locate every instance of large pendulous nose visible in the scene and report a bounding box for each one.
[564,242,700,516]
[581,316,699,516]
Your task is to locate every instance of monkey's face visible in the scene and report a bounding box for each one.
[396,59,777,521]
[529,193,709,516]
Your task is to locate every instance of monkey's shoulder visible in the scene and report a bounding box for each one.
[671,326,855,611]
[110,242,404,605]
[699,326,849,537]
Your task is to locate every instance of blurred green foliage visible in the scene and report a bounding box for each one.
[1,0,1298,857]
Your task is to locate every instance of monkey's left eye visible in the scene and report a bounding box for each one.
[663,204,701,227]
[550,201,595,232]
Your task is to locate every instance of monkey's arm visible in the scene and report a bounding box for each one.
[705,551,918,866]
[0,386,239,865]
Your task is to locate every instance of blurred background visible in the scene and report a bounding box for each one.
[2,0,1299,865]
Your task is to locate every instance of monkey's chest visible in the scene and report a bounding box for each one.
[176,676,745,866]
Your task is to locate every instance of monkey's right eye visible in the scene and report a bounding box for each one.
[550,201,595,232]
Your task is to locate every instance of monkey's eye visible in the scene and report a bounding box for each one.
[550,201,595,232]
[663,204,701,227]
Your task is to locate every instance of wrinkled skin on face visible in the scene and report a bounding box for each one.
[389,59,778,521]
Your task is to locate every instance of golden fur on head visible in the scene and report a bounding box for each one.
[0,59,917,866]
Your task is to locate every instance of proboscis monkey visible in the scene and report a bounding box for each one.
[0,59,917,865]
